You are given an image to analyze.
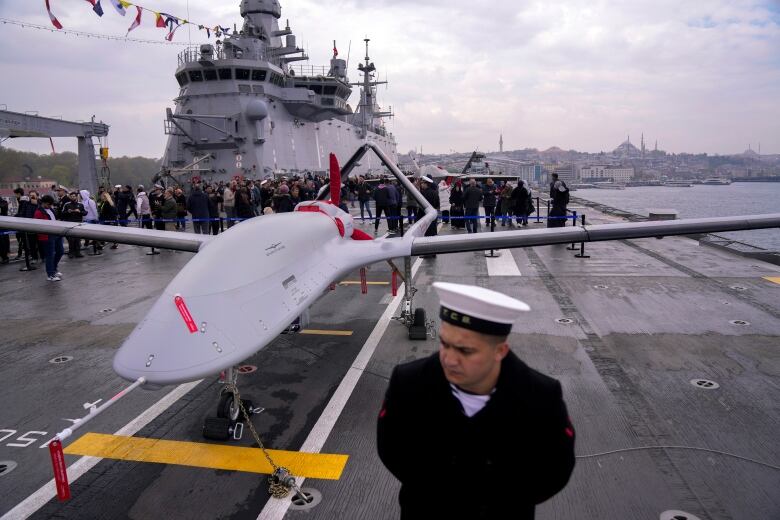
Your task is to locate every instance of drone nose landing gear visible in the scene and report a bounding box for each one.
[391,256,437,340]
[202,366,264,441]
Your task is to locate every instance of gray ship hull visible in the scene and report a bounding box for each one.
[159,1,397,184]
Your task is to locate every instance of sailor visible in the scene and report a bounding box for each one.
[377,282,575,519]
[419,176,439,240]
[548,173,569,228]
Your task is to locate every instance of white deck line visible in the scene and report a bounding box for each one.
[1,380,201,520]
[486,250,522,276]
[257,258,424,520]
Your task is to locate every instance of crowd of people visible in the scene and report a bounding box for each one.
[1,172,564,282]
[353,174,538,235]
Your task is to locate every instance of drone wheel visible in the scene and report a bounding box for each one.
[202,417,231,440]
[217,393,241,422]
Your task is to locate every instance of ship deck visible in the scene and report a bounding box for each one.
[1,203,779,520]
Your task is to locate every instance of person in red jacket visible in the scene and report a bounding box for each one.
[34,195,65,281]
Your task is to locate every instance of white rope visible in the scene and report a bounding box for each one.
[0,17,192,46]
[577,445,780,470]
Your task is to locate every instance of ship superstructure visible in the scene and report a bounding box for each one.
[160,0,396,183]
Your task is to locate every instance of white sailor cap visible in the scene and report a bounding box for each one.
[433,282,530,336]
[421,176,433,183]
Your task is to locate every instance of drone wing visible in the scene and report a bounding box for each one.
[0,217,212,252]
[409,213,780,256]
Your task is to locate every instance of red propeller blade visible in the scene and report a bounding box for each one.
[329,153,341,206]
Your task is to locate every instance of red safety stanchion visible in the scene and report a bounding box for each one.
[360,267,368,294]
[49,439,71,501]
[391,270,398,296]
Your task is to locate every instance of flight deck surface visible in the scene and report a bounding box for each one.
[0,204,778,520]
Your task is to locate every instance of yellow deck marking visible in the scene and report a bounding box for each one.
[763,277,780,285]
[300,329,354,336]
[338,281,389,285]
[64,433,348,480]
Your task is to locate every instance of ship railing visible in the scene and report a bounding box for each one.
[179,45,264,66]
[288,64,331,77]
[178,46,222,66]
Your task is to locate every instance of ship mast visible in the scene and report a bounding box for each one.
[351,38,392,138]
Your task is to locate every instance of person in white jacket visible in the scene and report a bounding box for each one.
[222,183,236,228]
[136,186,152,229]
[79,190,99,223]
[79,189,100,248]
[438,180,452,225]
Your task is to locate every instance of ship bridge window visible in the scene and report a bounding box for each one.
[269,74,284,87]
[189,70,204,82]
[323,85,337,96]
[235,68,251,80]
[321,98,335,106]
[204,69,218,81]
[175,72,189,86]
[252,69,267,81]
[310,84,323,95]
[218,68,233,80]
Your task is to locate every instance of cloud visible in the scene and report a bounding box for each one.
[0,0,778,158]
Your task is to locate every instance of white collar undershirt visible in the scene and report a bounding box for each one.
[450,384,495,417]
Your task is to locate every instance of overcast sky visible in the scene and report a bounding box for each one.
[1,0,779,157]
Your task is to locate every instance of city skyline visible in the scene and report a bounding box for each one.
[0,0,778,158]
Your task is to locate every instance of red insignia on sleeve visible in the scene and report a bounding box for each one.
[565,427,574,438]
[378,400,387,419]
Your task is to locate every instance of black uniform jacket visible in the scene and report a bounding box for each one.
[377,352,575,520]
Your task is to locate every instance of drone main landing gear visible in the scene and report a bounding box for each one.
[391,256,436,340]
[202,366,264,441]
[201,367,307,502]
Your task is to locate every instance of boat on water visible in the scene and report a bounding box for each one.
[702,177,732,185]
[592,181,626,190]
[626,180,664,187]
[664,180,693,187]
[158,0,397,185]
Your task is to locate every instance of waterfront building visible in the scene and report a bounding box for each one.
[579,165,635,182]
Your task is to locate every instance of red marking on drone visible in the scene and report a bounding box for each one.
[296,205,321,213]
[334,217,345,237]
[174,295,198,333]
[351,228,373,241]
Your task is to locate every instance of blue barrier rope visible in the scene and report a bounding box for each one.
[1,213,576,227]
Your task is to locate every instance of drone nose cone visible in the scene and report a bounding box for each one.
[112,292,240,385]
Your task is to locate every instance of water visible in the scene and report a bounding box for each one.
[573,183,780,251]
